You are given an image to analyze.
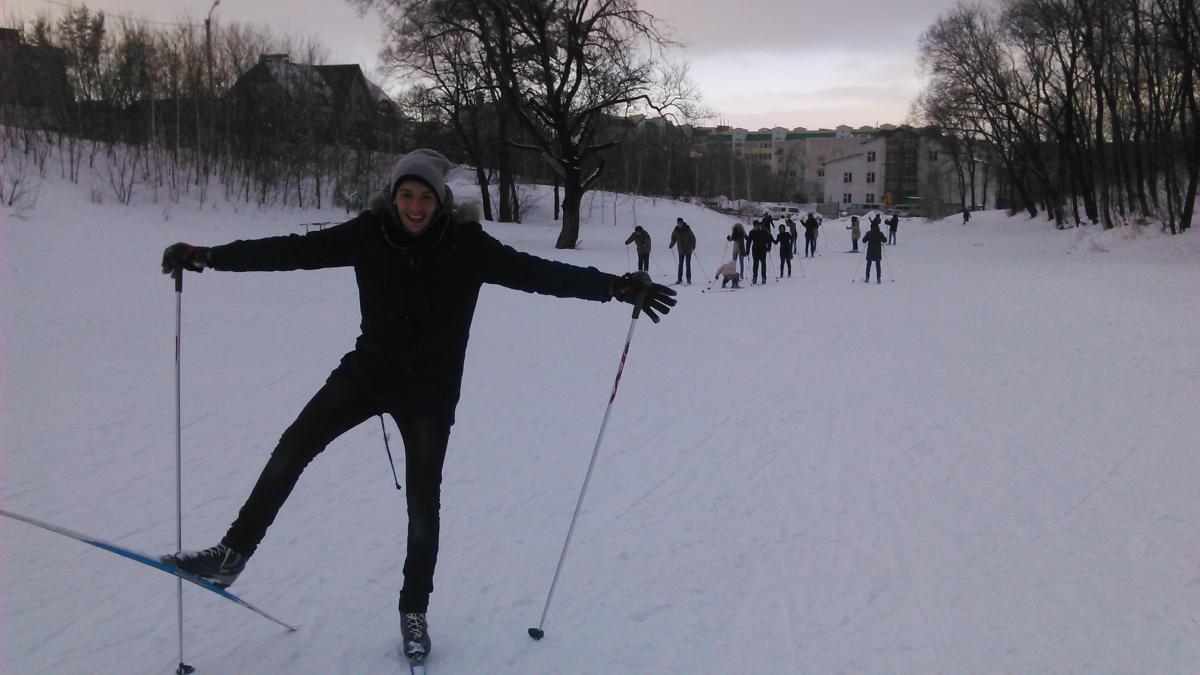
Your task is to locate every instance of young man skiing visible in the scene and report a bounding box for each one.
[862,219,887,283]
[785,216,799,256]
[668,217,697,285]
[746,220,773,285]
[624,225,652,272]
[773,223,794,278]
[801,213,820,258]
[886,212,899,245]
[158,149,676,664]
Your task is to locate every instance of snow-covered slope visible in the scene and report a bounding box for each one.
[3,169,1198,673]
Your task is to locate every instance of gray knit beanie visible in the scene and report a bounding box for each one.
[388,149,453,205]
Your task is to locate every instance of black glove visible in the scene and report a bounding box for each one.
[610,271,677,323]
[161,243,212,274]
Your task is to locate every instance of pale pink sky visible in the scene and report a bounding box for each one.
[7,0,970,129]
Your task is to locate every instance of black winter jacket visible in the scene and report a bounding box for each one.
[802,215,820,238]
[861,228,887,260]
[669,224,697,255]
[773,231,793,258]
[747,229,773,257]
[209,201,617,422]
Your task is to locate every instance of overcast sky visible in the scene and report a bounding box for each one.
[7,0,969,130]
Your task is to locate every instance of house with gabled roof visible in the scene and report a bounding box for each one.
[226,53,401,149]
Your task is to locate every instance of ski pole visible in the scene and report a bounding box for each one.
[528,301,644,642]
[650,252,670,282]
[705,242,729,291]
[379,416,402,490]
[883,247,895,282]
[692,251,707,287]
[173,269,194,675]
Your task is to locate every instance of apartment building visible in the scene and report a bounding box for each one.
[692,125,887,199]
[822,126,995,214]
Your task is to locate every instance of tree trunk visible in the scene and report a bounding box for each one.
[555,169,582,248]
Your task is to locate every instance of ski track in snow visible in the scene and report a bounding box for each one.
[2,170,1199,673]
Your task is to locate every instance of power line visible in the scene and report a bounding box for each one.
[40,0,200,28]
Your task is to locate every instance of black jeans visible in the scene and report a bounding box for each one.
[779,255,791,276]
[865,259,881,280]
[805,236,816,257]
[636,251,650,272]
[752,255,767,283]
[222,375,450,613]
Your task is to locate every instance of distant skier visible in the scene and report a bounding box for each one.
[669,217,697,285]
[727,222,748,277]
[157,148,677,665]
[785,216,799,255]
[774,224,794,278]
[862,219,887,283]
[714,260,742,288]
[747,220,773,284]
[802,213,820,258]
[624,225,652,272]
[848,215,861,253]
[962,208,971,225]
[887,212,900,245]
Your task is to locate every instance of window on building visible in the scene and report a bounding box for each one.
[843,172,853,183]
[817,168,824,177]
[928,151,939,161]
[866,172,876,183]
[842,193,852,204]
[867,151,876,162]
[865,193,876,204]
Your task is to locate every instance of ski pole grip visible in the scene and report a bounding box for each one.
[173,268,183,293]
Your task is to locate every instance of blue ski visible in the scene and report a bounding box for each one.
[0,507,298,632]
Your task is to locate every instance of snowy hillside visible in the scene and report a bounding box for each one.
[2,164,1198,674]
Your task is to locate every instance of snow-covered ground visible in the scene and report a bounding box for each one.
[2,164,1198,674]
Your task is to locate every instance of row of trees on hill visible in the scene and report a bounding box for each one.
[916,0,1198,232]
[4,6,418,210]
[5,2,727,238]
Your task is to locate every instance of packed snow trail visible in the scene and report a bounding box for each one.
[2,172,1198,673]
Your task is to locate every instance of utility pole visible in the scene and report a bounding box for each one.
[205,0,220,172]
[205,1,219,97]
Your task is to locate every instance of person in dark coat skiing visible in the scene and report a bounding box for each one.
[727,222,748,277]
[886,212,899,245]
[962,207,971,224]
[624,225,652,272]
[848,215,861,252]
[157,149,676,663]
[668,217,698,285]
[746,220,773,284]
[774,224,794,278]
[862,220,887,283]
[801,213,820,258]
[785,216,799,255]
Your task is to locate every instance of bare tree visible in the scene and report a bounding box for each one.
[356,0,695,248]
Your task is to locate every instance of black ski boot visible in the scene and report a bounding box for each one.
[401,611,431,662]
[162,543,246,588]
